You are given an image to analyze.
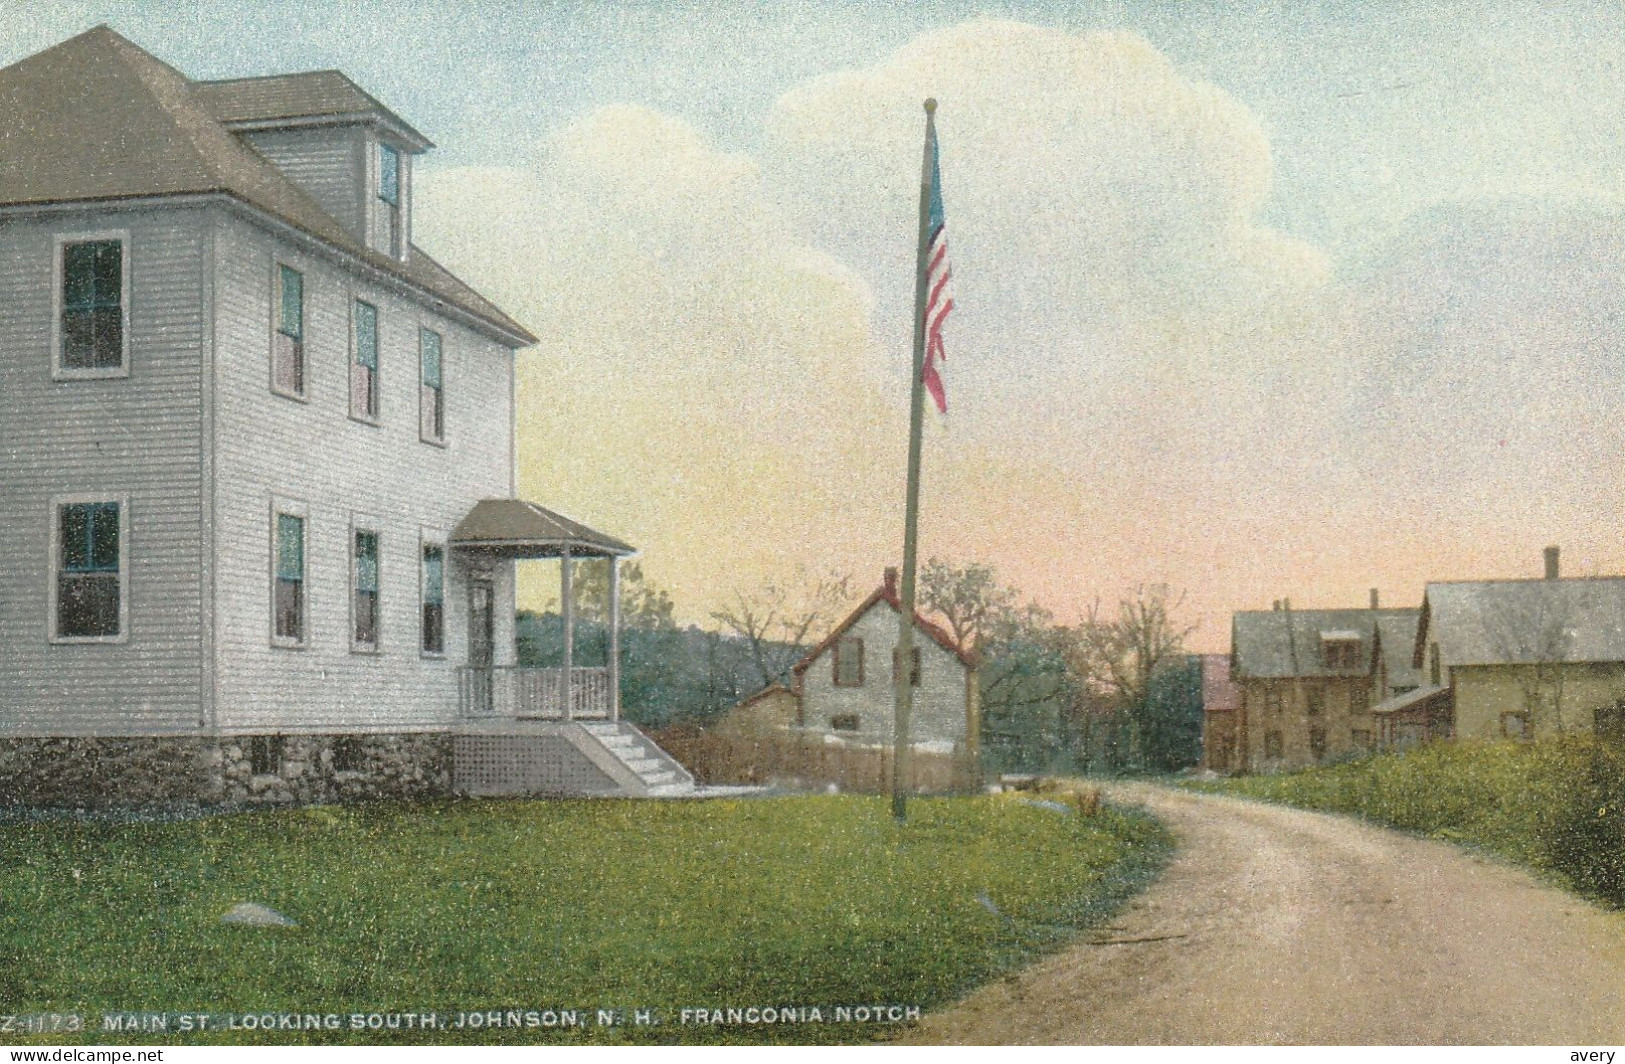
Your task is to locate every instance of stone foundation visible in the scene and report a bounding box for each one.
[0,733,454,809]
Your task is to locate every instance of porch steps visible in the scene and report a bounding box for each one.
[578,721,696,796]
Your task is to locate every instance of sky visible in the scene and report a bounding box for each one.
[5,0,1624,650]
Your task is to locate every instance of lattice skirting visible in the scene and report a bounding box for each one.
[453,733,619,797]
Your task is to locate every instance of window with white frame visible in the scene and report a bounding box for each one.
[353,527,380,651]
[421,542,445,654]
[378,143,401,257]
[57,235,128,375]
[273,263,304,397]
[351,299,379,421]
[52,497,126,641]
[273,509,306,646]
[419,327,444,443]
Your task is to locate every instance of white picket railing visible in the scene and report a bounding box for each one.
[458,666,612,720]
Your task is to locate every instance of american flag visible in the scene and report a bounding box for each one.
[922,121,954,415]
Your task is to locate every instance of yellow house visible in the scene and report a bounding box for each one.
[1407,551,1625,741]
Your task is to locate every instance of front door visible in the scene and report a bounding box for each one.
[468,579,494,714]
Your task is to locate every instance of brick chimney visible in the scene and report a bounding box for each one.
[1370,588,1380,610]
[883,567,898,596]
[1544,546,1560,580]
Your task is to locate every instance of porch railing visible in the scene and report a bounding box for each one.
[458,666,613,720]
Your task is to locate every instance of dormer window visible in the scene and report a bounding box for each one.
[1320,632,1361,670]
[376,142,402,258]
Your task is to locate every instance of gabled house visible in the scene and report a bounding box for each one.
[789,568,978,752]
[1229,592,1419,770]
[1199,653,1242,771]
[0,27,690,805]
[1405,548,1625,743]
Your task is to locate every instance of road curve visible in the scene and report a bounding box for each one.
[906,783,1625,1045]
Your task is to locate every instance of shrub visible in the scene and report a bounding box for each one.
[1193,737,1625,906]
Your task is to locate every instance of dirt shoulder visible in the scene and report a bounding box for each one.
[905,782,1625,1045]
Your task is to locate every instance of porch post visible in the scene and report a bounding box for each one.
[560,548,574,721]
[608,555,622,722]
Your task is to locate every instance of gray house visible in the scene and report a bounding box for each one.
[0,27,690,804]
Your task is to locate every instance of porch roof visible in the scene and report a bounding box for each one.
[450,499,635,559]
[1371,684,1449,716]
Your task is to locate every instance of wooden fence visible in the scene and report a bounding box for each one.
[651,725,980,795]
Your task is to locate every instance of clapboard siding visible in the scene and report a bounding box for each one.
[799,602,969,748]
[210,212,515,732]
[0,209,207,735]
[241,127,367,239]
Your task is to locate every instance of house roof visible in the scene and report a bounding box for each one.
[792,576,976,676]
[735,684,798,710]
[193,70,432,149]
[1199,653,1241,713]
[1417,577,1625,668]
[1371,683,1449,716]
[0,26,533,345]
[450,499,635,558]
[1373,611,1423,690]
[1231,607,1419,679]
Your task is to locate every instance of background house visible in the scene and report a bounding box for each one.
[1229,592,1418,770]
[1408,547,1625,743]
[791,568,978,751]
[1199,653,1243,771]
[0,27,689,805]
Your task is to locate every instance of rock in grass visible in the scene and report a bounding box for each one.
[220,902,296,927]
[1020,798,1074,815]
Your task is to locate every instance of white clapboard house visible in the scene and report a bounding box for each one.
[791,569,979,751]
[0,27,691,804]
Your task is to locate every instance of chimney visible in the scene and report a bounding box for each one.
[883,566,899,596]
[1272,599,1281,611]
[1369,588,1380,610]
[1544,546,1560,581]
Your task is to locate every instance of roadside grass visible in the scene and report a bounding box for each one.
[0,793,1170,1045]
[1186,737,1625,905]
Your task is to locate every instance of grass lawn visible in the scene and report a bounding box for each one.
[0,793,1169,1045]
[1186,737,1625,906]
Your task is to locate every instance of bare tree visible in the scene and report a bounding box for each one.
[1060,583,1196,763]
[918,556,1020,656]
[1483,583,1591,736]
[711,569,852,690]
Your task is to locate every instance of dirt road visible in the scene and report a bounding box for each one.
[907,784,1625,1045]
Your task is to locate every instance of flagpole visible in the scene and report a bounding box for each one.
[893,98,937,823]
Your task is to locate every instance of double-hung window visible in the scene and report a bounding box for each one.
[53,498,125,641]
[834,637,864,687]
[273,511,306,646]
[273,264,304,397]
[351,300,379,421]
[421,542,445,655]
[420,328,444,443]
[353,528,379,651]
[378,143,401,256]
[58,236,127,374]
[892,646,922,686]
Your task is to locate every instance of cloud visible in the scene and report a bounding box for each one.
[765,20,1329,342]
[410,21,1351,640]
[415,106,905,612]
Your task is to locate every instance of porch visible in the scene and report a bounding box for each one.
[450,499,636,722]
[456,665,613,720]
